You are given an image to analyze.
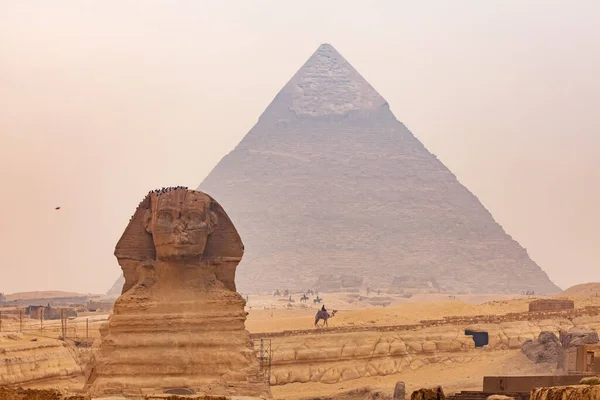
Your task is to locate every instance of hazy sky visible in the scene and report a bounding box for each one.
[1,1,598,294]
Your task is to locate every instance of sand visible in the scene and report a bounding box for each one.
[4,290,599,399]
[8,291,600,336]
[245,292,600,333]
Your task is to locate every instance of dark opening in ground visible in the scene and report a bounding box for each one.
[465,330,489,347]
[164,388,196,395]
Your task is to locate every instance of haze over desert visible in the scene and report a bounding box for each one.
[1,2,599,400]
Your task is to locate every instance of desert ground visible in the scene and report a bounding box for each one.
[2,284,600,399]
[244,288,600,332]
[244,289,600,398]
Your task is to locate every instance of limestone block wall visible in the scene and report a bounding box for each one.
[529,299,575,312]
[258,316,600,386]
[0,334,82,386]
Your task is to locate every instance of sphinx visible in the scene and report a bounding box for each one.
[87,188,271,399]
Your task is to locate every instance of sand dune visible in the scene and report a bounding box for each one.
[4,291,90,301]
[561,282,600,298]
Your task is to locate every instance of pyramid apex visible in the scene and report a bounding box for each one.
[314,43,343,56]
[317,43,335,49]
[270,43,387,117]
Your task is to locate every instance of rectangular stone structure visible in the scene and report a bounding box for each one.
[482,375,591,393]
[528,299,574,312]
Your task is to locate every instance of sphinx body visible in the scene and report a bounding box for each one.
[87,189,270,399]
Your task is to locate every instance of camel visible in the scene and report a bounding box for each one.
[314,309,337,328]
[273,289,281,297]
[300,294,309,302]
[313,296,322,304]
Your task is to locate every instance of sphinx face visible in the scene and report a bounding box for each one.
[147,191,216,260]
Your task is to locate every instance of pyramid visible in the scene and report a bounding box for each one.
[197,43,560,295]
[105,274,124,298]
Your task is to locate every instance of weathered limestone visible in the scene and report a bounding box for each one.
[0,387,87,400]
[579,376,600,385]
[266,326,476,385]
[410,387,445,400]
[87,189,271,399]
[0,333,82,386]
[252,317,600,386]
[530,385,600,400]
[0,389,260,400]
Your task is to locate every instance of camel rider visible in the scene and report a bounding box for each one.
[321,304,327,313]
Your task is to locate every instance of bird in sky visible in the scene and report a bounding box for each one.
[55,206,61,210]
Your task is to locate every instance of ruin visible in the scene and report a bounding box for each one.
[314,274,363,292]
[389,276,442,294]
[560,344,600,375]
[25,304,76,320]
[85,300,113,313]
[449,375,596,400]
[197,43,560,295]
[86,188,271,398]
[528,299,574,312]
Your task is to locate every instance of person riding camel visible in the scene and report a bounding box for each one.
[321,304,327,313]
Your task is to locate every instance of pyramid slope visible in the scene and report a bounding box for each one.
[198,44,560,294]
[106,275,124,297]
[277,43,387,116]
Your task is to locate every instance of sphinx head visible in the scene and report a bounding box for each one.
[114,188,244,293]
[143,190,218,260]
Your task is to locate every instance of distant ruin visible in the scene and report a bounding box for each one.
[315,274,363,292]
[528,298,574,312]
[86,188,271,398]
[25,304,76,320]
[388,276,442,294]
